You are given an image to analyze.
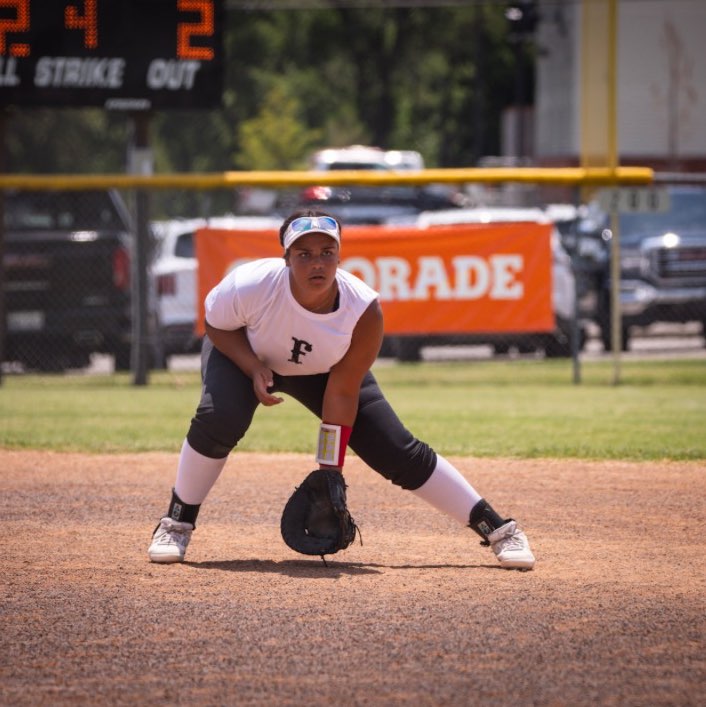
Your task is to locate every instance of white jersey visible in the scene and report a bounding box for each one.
[205,258,379,376]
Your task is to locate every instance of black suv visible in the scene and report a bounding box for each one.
[577,185,706,350]
[3,189,135,371]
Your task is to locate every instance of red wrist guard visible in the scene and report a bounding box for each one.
[316,422,353,467]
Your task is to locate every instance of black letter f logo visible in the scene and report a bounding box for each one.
[288,337,313,364]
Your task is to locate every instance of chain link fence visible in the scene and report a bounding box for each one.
[2,189,138,373]
[1,171,704,382]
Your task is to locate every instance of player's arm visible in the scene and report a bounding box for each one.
[205,320,283,406]
[317,300,384,468]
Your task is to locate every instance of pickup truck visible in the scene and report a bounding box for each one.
[3,189,135,371]
[577,185,706,350]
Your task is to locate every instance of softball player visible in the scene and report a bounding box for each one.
[148,210,535,570]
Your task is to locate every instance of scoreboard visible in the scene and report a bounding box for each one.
[0,0,224,110]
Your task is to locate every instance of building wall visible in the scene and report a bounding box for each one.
[534,0,581,158]
[533,0,706,169]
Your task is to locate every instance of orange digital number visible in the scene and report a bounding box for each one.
[65,0,98,50]
[0,0,30,57]
[177,0,214,60]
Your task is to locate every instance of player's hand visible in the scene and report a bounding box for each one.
[252,365,284,406]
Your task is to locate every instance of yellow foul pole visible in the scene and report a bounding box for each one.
[581,0,621,384]
[607,0,622,385]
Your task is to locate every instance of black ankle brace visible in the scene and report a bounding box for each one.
[468,499,506,541]
[167,488,201,527]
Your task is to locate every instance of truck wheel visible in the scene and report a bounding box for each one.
[33,354,67,373]
[395,337,424,362]
[114,346,168,371]
[113,346,132,372]
[377,336,398,358]
[545,326,587,358]
[66,351,91,370]
[600,323,630,352]
[545,334,571,358]
[22,344,89,372]
[152,351,169,370]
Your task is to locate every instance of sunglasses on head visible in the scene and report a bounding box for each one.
[286,216,340,238]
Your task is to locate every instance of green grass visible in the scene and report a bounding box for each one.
[1,358,705,460]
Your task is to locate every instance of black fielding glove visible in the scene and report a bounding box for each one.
[281,469,359,558]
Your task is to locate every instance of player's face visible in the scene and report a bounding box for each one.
[286,232,340,292]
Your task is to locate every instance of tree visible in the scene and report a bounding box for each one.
[4,4,528,179]
[235,84,322,170]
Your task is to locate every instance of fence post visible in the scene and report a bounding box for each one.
[570,186,582,384]
[128,112,153,386]
[609,205,622,385]
[0,108,6,386]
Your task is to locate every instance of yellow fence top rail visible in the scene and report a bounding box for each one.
[0,166,654,191]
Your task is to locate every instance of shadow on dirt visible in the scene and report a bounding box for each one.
[186,558,493,577]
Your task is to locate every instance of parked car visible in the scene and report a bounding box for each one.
[150,216,281,363]
[308,145,425,172]
[3,189,135,371]
[381,207,587,360]
[277,145,465,225]
[576,185,706,350]
[545,202,607,325]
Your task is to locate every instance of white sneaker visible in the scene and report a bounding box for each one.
[487,520,535,570]
[148,517,194,563]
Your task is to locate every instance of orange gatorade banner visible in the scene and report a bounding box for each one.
[195,222,554,335]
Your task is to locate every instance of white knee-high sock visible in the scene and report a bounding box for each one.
[174,439,228,505]
[411,454,483,526]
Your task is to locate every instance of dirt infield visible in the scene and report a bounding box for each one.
[2,450,704,706]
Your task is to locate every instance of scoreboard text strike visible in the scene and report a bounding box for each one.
[0,0,224,110]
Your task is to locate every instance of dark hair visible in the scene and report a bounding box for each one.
[278,208,342,247]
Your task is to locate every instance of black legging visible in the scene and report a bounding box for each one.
[186,337,437,490]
